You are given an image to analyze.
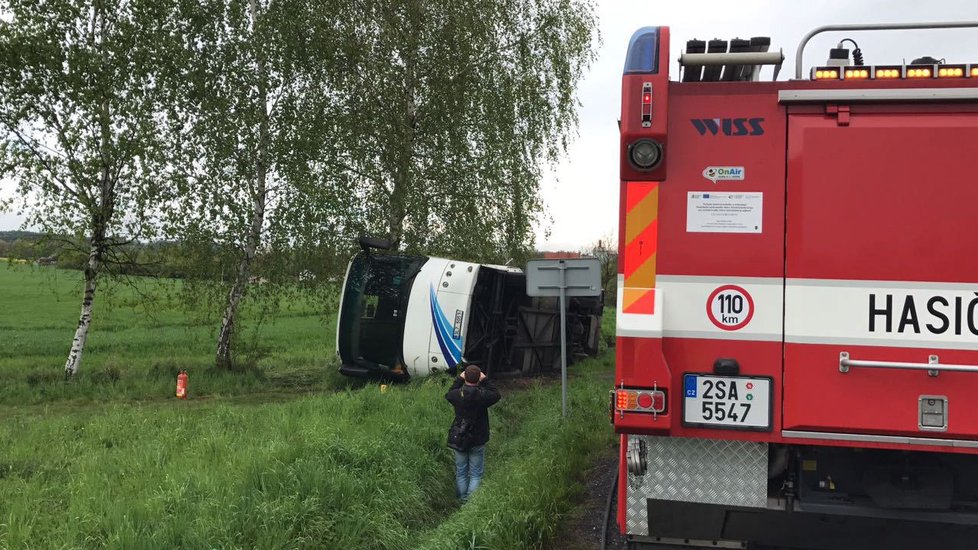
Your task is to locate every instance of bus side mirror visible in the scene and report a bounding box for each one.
[359,236,395,252]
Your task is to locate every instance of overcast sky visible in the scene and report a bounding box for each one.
[535,0,978,250]
[3,1,978,250]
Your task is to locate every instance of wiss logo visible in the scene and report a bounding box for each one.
[691,118,765,136]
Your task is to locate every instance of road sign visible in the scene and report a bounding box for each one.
[525,258,602,417]
[525,258,602,298]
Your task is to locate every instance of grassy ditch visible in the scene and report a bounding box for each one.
[0,353,616,549]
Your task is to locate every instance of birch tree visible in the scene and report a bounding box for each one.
[0,0,180,378]
[171,0,352,369]
[324,0,598,262]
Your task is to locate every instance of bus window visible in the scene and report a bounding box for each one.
[337,252,426,373]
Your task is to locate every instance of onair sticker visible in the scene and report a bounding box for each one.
[703,166,745,184]
[707,285,755,331]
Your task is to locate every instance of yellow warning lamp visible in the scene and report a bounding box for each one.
[874,67,902,79]
[906,67,933,79]
[937,66,966,78]
[812,67,840,80]
[844,68,870,80]
[970,66,978,78]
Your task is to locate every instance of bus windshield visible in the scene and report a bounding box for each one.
[337,252,427,373]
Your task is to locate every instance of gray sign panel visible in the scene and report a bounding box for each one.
[525,258,602,298]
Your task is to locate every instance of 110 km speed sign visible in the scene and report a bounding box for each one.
[707,285,754,331]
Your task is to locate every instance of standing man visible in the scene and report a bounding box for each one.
[446,363,501,503]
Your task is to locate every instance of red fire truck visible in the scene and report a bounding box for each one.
[613,22,978,549]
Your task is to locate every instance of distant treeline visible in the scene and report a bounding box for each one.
[0,231,347,283]
[0,231,61,261]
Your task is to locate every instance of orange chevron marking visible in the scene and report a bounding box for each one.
[624,252,656,288]
[625,186,659,244]
[622,288,655,314]
[622,181,659,315]
[625,181,657,212]
[624,219,657,276]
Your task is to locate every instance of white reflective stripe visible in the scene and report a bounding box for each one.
[787,335,978,351]
[616,274,783,340]
[618,274,978,348]
[616,276,663,338]
[658,276,782,339]
[785,279,978,349]
[782,430,978,449]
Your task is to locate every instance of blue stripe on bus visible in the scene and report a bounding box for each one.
[429,286,461,368]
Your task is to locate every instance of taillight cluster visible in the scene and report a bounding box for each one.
[615,388,666,414]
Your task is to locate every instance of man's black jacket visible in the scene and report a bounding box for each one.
[445,377,501,449]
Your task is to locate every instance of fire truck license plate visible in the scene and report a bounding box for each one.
[682,374,772,430]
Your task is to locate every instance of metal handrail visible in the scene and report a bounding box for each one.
[839,351,978,377]
[794,21,978,79]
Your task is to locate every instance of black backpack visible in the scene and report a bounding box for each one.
[447,416,473,451]
[447,387,476,451]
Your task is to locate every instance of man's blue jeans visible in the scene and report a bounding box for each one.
[453,445,485,502]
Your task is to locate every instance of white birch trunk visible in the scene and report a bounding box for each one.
[215,232,258,369]
[64,246,100,378]
[215,0,268,370]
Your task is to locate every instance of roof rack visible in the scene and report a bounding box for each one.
[679,37,784,82]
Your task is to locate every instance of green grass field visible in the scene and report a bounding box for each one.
[0,265,618,548]
[0,265,339,407]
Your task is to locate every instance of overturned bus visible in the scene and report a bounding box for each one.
[336,240,603,381]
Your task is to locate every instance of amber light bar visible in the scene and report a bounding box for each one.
[874,66,902,79]
[907,66,934,79]
[938,65,967,78]
[811,64,978,81]
[844,68,870,80]
[812,66,840,80]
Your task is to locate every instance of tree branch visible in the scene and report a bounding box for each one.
[1,121,84,203]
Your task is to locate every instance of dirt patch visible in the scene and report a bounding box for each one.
[547,444,629,550]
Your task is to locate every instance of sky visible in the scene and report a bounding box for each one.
[3,1,978,248]
[534,0,978,251]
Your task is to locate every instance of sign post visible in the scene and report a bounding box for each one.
[525,258,602,417]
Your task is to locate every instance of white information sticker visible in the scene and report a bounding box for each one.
[687,192,763,234]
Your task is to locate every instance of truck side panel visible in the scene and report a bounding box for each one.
[784,105,978,440]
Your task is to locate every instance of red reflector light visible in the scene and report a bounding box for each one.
[651,391,665,411]
[640,82,652,126]
[638,392,653,408]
